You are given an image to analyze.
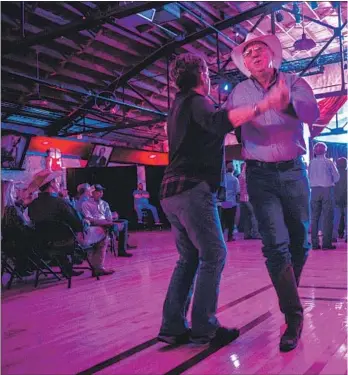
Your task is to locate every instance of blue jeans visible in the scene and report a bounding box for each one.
[112,219,128,253]
[159,181,226,339]
[135,203,160,223]
[246,158,310,281]
[240,201,260,238]
[310,187,334,247]
[333,205,347,239]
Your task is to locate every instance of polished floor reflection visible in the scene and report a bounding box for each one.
[2,231,347,375]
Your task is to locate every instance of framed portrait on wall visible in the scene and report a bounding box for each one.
[1,130,31,170]
[87,144,113,167]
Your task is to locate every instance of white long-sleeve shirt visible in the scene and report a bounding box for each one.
[308,155,340,188]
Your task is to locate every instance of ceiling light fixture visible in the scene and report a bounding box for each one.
[293,3,316,51]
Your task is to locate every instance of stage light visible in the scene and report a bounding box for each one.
[223,84,229,91]
[275,12,284,23]
[310,1,318,9]
[149,154,156,159]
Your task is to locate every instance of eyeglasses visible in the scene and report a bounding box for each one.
[242,45,266,58]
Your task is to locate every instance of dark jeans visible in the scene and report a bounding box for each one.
[112,219,128,254]
[159,181,226,340]
[246,158,310,280]
[310,187,334,247]
[221,206,237,239]
[240,201,260,238]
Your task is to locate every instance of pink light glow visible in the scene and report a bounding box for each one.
[149,154,157,159]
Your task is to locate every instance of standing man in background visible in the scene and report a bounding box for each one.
[238,162,261,240]
[309,142,340,250]
[333,157,347,242]
[220,162,239,242]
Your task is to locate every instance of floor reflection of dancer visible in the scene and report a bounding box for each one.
[227,33,319,351]
[157,52,285,347]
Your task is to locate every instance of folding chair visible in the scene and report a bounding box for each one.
[33,221,99,289]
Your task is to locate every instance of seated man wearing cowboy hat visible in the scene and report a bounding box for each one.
[226,33,319,352]
[27,170,85,277]
[28,171,114,277]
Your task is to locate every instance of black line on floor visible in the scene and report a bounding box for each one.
[302,296,347,302]
[163,311,272,375]
[300,285,347,290]
[76,338,158,375]
[217,284,272,313]
[304,360,327,375]
[76,284,272,375]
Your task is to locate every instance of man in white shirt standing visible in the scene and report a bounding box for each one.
[308,142,340,250]
[220,162,240,242]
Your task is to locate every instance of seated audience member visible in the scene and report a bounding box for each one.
[133,183,162,225]
[333,157,347,242]
[27,170,85,277]
[2,180,34,235]
[81,184,133,258]
[308,142,340,250]
[76,182,137,253]
[2,180,35,275]
[74,183,115,275]
[75,183,94,213]
[58,187,75,208]
[238,163,261,240]
[220,162,240,242]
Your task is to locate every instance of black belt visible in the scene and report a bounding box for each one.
[246,157,302,171]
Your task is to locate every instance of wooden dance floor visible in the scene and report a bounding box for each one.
[2,231,347,375]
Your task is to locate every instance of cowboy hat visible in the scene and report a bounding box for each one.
[231,33,282,77]
[27,169,62,194]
